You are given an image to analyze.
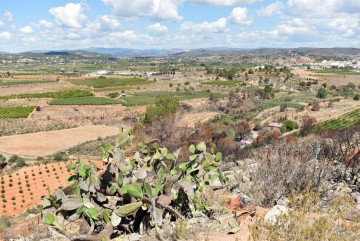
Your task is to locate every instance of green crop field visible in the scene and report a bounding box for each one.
[68,78,150,88]
[0,106,35,118]
[315,108,360,132]
[202,80,240,86]
[0,80,56,86]
[0,90,93,100]
[49,96,122,105]
[257,100,305,111]
[311,69,360,75]
[121,91,225,106]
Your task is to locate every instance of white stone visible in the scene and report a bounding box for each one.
[264,205,288,226]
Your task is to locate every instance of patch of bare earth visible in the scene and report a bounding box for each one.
[0,125,119,157]
[0,81,74,96]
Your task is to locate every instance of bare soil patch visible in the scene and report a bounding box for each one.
[0,125,119,157]
[0,81,74,96]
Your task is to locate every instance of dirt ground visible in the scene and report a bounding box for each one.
[179,111,220,128]
[292,70,360,86]
[0,81,74,96]
[0,125,119,157]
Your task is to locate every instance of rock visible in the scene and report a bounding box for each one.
[356,204,360,210]
[351,192,360,204]
[241,176,250,183]
[239,194,252,205]
[277,197,290,207]
[215,214,238,229]
[264,205,288,226]
[123,233,143,241]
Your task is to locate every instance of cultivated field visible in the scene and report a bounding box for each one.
[0,160,103,216]
[0,125,119,157]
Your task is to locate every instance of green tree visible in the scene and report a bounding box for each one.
[143,96,180,124]
[317,88,327,99]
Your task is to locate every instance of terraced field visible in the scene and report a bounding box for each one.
[49,96,122,105]
[68,77,150,88]
[0,160,103,216]
[315,108,360,131]
[0,106,35,118]
[121,91,225,106]
[0,125,119,157]
[202,80,240,86]
[0,90,93,100]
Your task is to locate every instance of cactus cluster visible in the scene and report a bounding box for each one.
[40,130,226,240]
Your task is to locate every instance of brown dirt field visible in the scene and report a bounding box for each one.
[179,111,221,128]
[0,160,103,217]
[0,81,74,96]
[314,73,360,86]
[0,125,119,157]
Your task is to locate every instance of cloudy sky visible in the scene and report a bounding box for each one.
[0,0,359,52]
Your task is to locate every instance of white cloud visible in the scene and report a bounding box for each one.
[191,0,257,6]
[180,18,228,33]
[0,32,11,40]
[102,0,183,22]
[49,3,88,28]
[287,0,360,16]
[108,31,138,41]
[4,11,13,21]
[276,18,314,36]
[19,26,33,34]
[228,7,252,25]
[97,15,121,31]
[257,1,282,17]
[0,21,3,27]
[66,33,81,39]
[147,23,168,32]
[38,20,55,29]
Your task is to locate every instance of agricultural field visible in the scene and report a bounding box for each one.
[121,91,225,106]
[0,125,119,157]
[0,89,93,100]
[315,107,360,131]
[202,80,240,86]
[49,96,122,105]
[0,80,56,86]
[0,106,34,118]
[0,160,103,216]
[68,77,150,88]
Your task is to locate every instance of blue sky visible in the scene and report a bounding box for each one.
[0,0,359,52]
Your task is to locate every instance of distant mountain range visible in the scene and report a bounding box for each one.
[1,47,360,57]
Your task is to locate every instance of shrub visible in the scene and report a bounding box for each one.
[311,102,320,111]
[250,188,359,241]
[282,120,298,132]
[299,115,317,137]
[0,215,11,232]
[279,103,287,112]
[0,155,6,169]
[354,94,360,101]
[107,92,119,98]
[143,96,180,124]
[317,87,327,99]
[247,140,330,207]
[15,157,26,168]
[54,153,66,162]
[235,121,251,139]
